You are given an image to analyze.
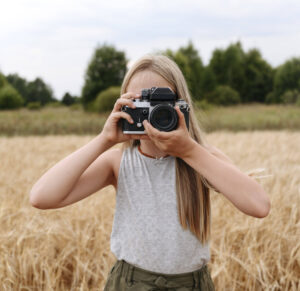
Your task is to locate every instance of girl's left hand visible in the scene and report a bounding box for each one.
[142,106,196,158]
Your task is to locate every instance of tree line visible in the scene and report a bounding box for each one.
[1,40,300,110]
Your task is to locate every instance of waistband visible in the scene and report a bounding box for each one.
[118,259,208,289]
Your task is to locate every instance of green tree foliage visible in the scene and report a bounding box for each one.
[26,78,56,105]
[44,101,63,108]
[281,89,300,104]
[0,73,7,88]
[265,91,277,104]
[81,43,127,110]
[6,74,55,106]
[243,49,274,103]
[209,41,246,100]
[6,74,28,100]
[162,41,204,101]
[201,66,217,97]
[27,101,41,110]
[206,85,241,106]
[177,41,204,100]
[0,85,24,109]
[209,42,274,103]
[274,57,300,100]
[94,86,120,113]
[62,92,80,106]
[208,48,225,84]
[164,48,191,90]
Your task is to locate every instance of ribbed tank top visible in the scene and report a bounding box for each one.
[110,145,210,274]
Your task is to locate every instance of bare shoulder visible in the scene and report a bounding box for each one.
[105,146,124,189]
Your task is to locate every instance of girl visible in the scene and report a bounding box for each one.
[30,54,271,291]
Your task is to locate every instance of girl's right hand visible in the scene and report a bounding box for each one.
[101,92,150,144]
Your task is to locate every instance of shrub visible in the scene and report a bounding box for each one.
[69,103,83,111]
[81,44,127,108]
[94,86,121,113]
[0,73,7,89]
[85,101,98,113]
[206,85,241,106]
[0,85,24,109]
[274,57,300,97]
[194,99,214,111]
[44,101,64,108]
[27,101,41,110]
[265,91,282,104]
[280,89,300,104]
[62,92,79,106]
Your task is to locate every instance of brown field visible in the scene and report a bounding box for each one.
[0,131,299,290]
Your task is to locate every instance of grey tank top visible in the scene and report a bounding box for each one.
[110,145,210,274]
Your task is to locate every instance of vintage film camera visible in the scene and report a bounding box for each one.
[121,87,190,133]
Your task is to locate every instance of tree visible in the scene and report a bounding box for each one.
[26,77,56,105]
[206,85,241,106]
[81,43,127,109]
[0,73,7,88]
[209,48,225,84]
[6,74,55,106]
[162,41,204,101]
[209,41,246,100]
[94,86,121,113]
[201,66,217,98]
[177,41,204,100]
[243,49,274,103]
[224,42,246,95]
[208,41,275,103]
[0,85,24,109]
[62,92,79,106]
[6,73,28,101]
[273,57,300,100]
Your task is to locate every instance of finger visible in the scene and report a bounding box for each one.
[120,92,141,100]
[112,111,134,124]
[112,98,137,113]
[175,106,186,128]
[143,120,170,140]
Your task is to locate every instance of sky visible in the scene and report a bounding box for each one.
[1,0,300,100]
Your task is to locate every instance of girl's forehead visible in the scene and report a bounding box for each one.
[126,70,174,93]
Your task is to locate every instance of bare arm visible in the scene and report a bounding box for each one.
[181,139,271,218]
[142,106,270,218]
[202,144,235,193]
[29,133,115,209]
[29,91,150,210]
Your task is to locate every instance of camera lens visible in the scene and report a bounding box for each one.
[149,104,178,132]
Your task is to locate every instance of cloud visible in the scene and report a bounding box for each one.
[1,0,300,98]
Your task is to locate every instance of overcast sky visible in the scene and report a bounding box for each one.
[1,0,300,99]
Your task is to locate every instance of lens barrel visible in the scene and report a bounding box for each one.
[149,104,178,132]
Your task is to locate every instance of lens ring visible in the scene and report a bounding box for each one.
[149,104,178,131]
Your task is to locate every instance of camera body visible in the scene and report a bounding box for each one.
[121,87,190,134]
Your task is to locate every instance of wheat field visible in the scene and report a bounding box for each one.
[0,131,299,290]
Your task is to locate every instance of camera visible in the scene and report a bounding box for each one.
[121,87,190,134]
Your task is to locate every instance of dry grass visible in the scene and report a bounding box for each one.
[0,131,299,290]
[1,104,300,136]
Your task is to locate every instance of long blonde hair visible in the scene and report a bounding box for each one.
[120,53,214,244]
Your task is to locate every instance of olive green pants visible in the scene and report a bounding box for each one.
[103,259,215,291]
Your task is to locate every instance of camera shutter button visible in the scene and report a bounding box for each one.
[137,122,142,127]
